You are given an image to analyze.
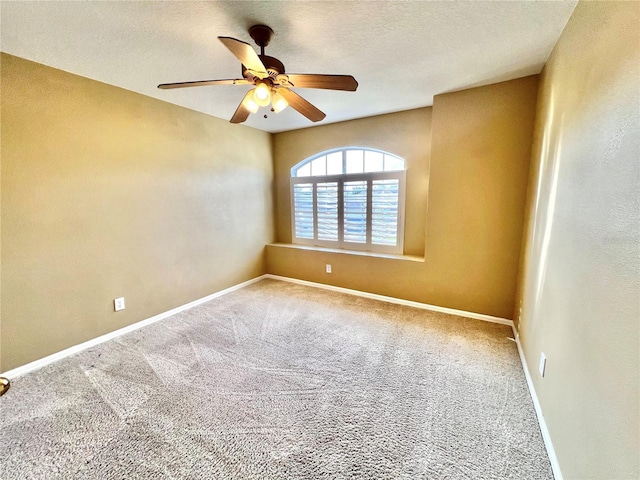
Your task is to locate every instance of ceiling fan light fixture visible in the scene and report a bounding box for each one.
[158,26,357,125]
[253,81,271,106]
[272,91,288,113]
[242,90,260,113]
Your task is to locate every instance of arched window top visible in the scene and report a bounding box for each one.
[291,147,405,177]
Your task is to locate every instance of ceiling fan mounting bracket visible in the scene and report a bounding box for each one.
[249,24,274,48]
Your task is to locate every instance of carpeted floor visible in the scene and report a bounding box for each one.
[1,279,553,479]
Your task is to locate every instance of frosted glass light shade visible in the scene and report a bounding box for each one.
[253,82,271,107]
[272,91,288,113]
[242,90,259,113]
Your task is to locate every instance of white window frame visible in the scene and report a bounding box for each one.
[290,148,406,254]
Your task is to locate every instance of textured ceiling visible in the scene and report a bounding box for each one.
[1,1,577,133]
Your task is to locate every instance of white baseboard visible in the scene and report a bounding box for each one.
[512,327,563,480]
[1,275,268,379]
[264,274,513,326]
[2,273,512,378]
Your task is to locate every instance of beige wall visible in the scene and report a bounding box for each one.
[514,2,640,479]
[428,76,538,317]
[268,76,538,319]
[1,54,274,372]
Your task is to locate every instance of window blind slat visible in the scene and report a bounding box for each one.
[317,182,338,241]
[293,183,314,239]
[371,179,399,245]
[344,181,367,243]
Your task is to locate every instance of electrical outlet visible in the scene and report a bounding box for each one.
[325,264,332,274]
[114,297,125,312]
[539,352,546,377]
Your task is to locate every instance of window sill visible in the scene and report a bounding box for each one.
[267,243,425,263]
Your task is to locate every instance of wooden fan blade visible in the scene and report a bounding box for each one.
[286,74,358,91]
[158,79,251,89]
[218,37,268,78]
[230,94,252,124]
[278,88,326,122]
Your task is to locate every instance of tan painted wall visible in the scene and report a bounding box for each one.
[269,76,538,319]
[514,2,640,478]
[428,76,538,317]
[1,54,274,372]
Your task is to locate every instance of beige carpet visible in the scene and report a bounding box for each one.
[1,278,552,479]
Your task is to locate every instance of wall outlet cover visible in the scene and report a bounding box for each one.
[326,264,332,274]
[539,352,546,377]
[114,297,125,312]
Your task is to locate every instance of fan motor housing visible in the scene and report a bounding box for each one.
[242,55,285,79]
[259,55,285,75]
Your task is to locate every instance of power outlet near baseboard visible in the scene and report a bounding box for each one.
[539,352,547,377]
[114,297,126,312]
[325,264,332,274]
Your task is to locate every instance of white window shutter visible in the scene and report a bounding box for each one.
[291,148,405,254]
[317,182,339,241]
[293,183,314,239]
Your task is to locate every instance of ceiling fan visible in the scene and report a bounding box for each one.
[158,24,358,124]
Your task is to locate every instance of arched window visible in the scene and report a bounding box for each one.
[290,147,406,254]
